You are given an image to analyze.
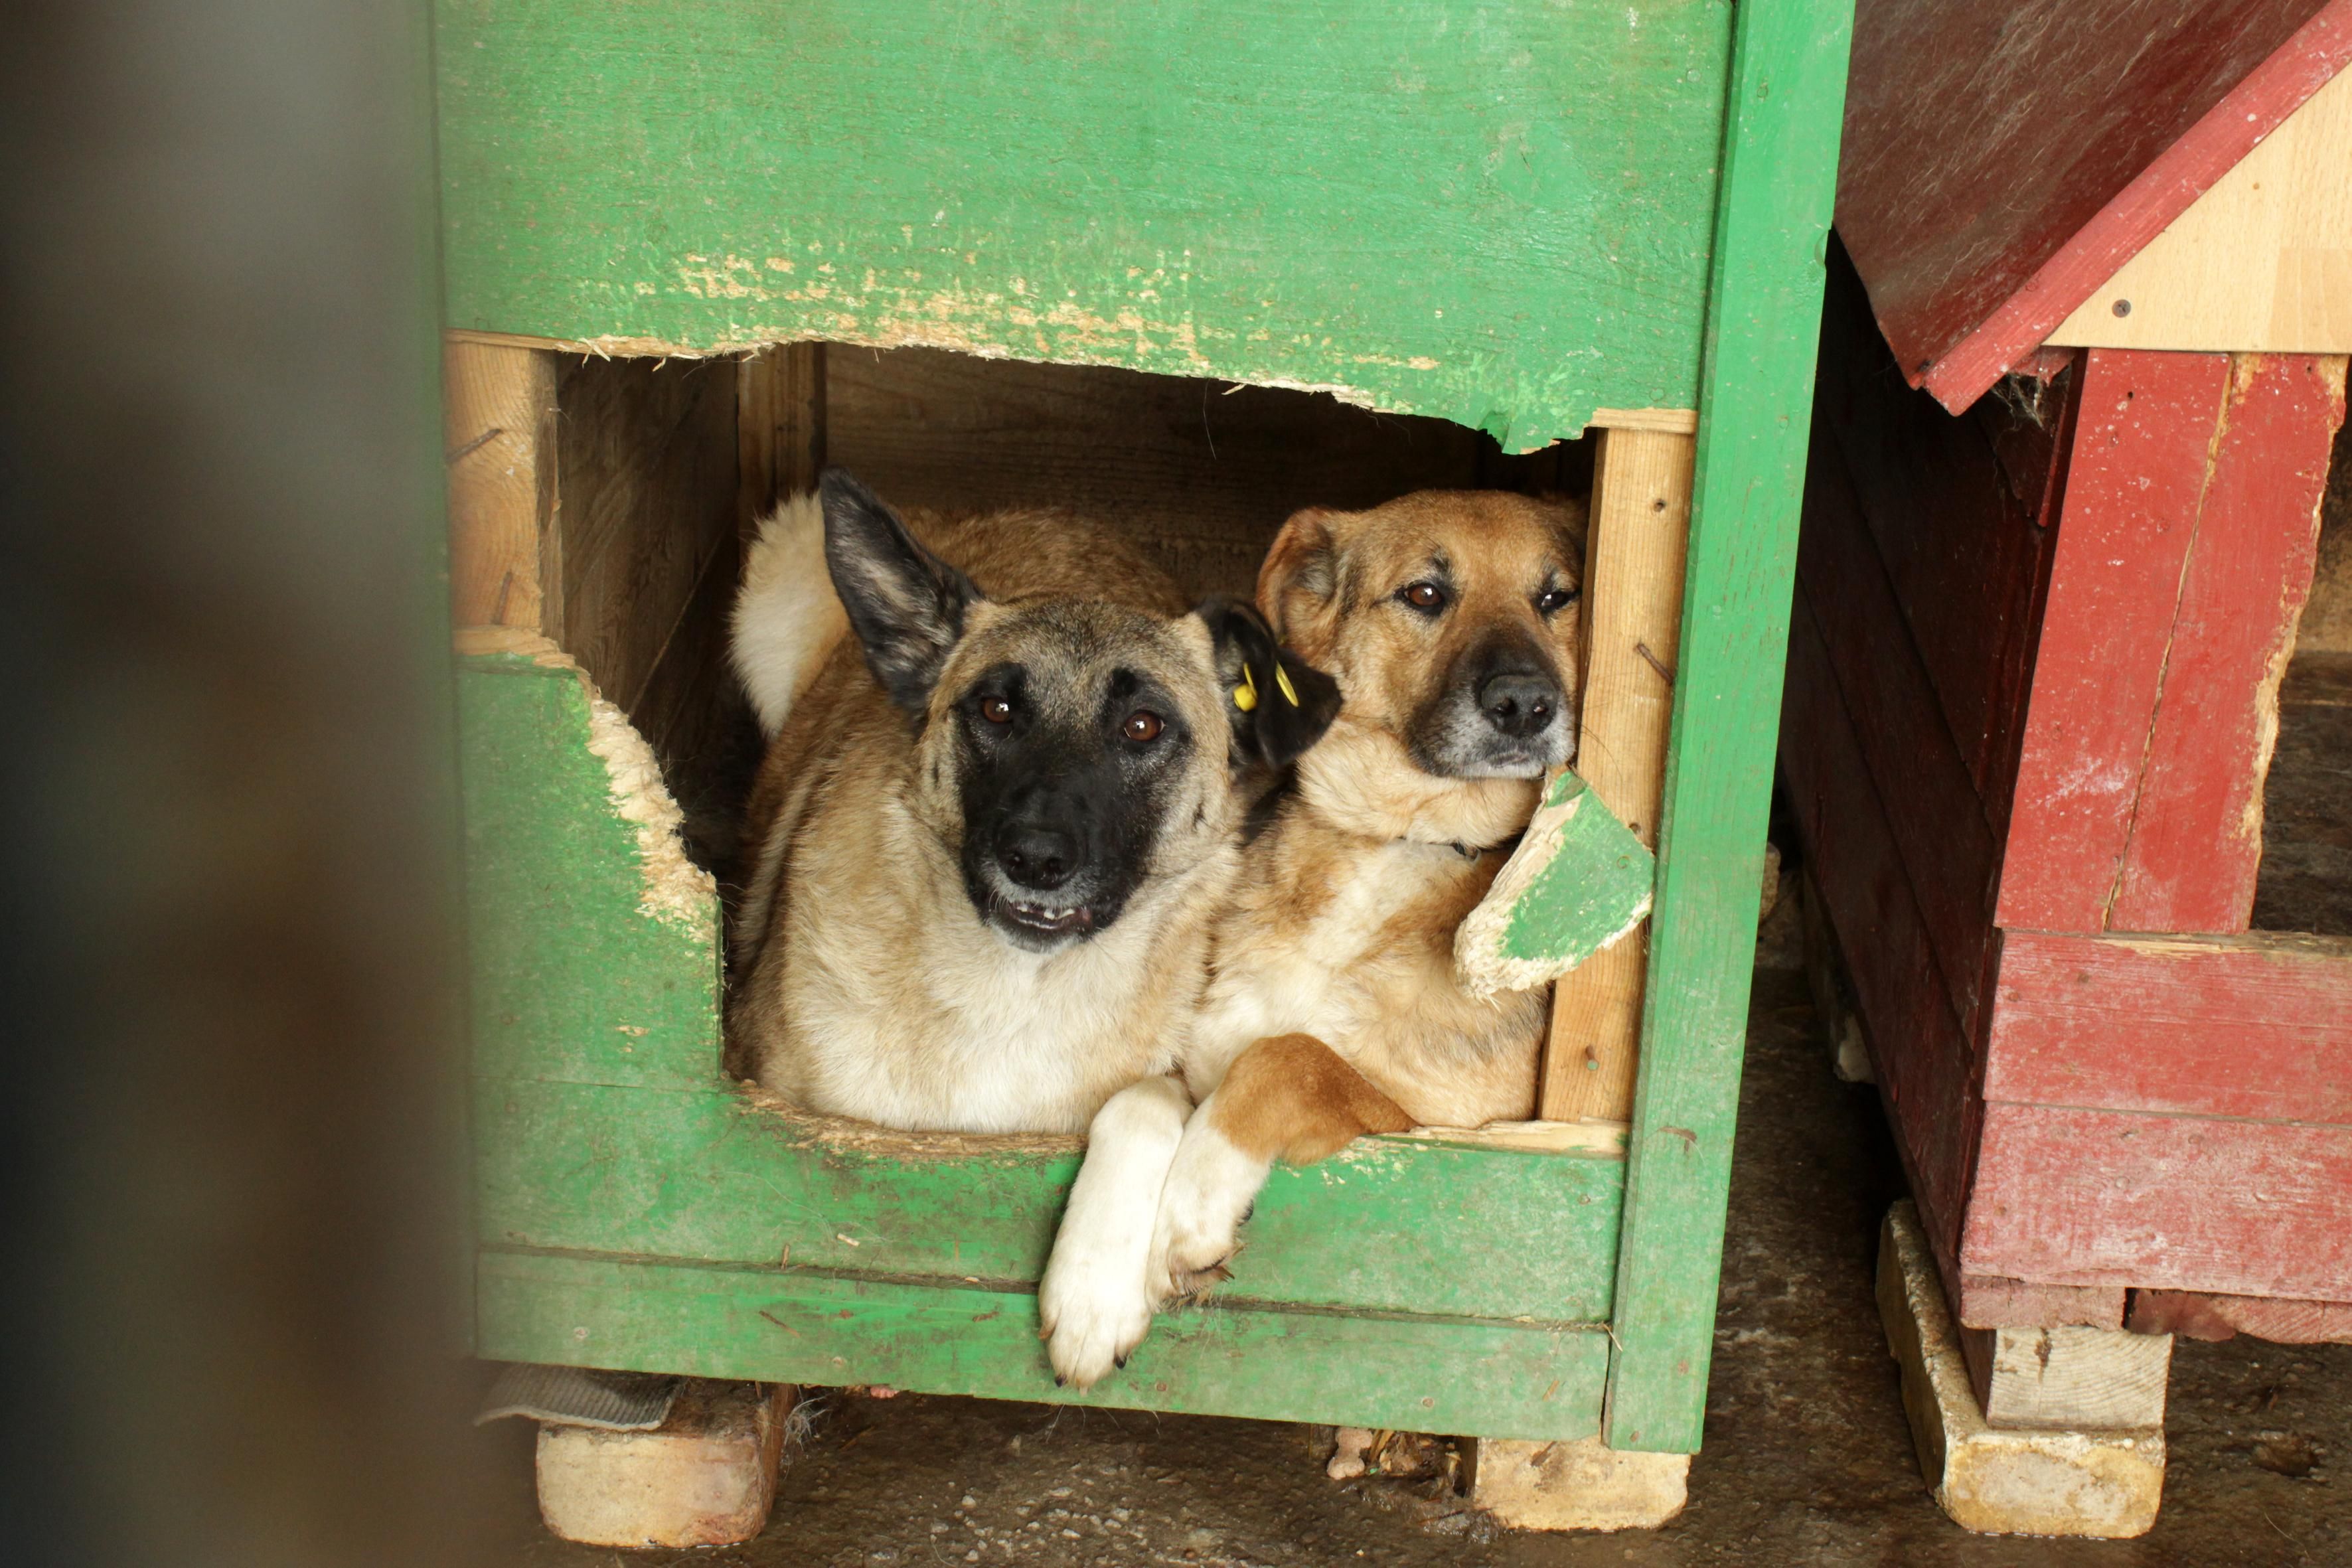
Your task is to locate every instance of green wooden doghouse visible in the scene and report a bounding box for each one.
[436,0,1851,1537]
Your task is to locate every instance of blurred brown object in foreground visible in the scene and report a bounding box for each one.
[0,4,499,1565]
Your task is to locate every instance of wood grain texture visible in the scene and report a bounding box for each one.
[1986,930,2352,1124]
[1997,349,2232,933]
[1780,590,1981,1259]
[1965,1101,2352,1300]
[1543,428,1693,1122]
[2049,63,2352,353]
[477,1077,1625,1324]
[1838,0,2351,412]
[1955,1275,2126,1334]
[737,343,827,532]
[2128,1290,2352,1342]
[1604,0,1851,1455]
[1959,1323,2172,1432]
[433,0,1735,449]
[2110,353,2350,931]
[477,1250,1612,1443]
[444,337,557,633]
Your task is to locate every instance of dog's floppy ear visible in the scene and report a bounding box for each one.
[1255,507,1342,661]
[821,468,984,711]
[1195,595,1342,773]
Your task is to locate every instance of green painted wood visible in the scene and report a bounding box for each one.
[1456,767,1655,993]
[477,1077,1624,1322]
[457,654,721,1090]
[433,0,1733,449]
[477,1249,1610,1441]
[1604,0,1853,1454]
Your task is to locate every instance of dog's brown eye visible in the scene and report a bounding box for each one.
[1122,710,1164,743]
[979,696,1014,724]
[1536,587,1579,614]
[1402,582,1447,612]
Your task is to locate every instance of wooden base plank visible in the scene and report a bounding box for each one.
[2128,1291,2352,1343]
[476,1077,1625,1324]
[1879,1202,2164,1539]
[1966,1103,2352,1300]
[1954,1275,2125,1334]
[479,1249,1611,1442]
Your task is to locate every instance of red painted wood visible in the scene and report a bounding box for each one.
[1782,589,1982,1256]
[1997,349,2233,933]
[1796,423,1999,1031]
[1839,0,2352,412]
[1987,931,2352,1123]
[1965,1103,2352,1299]
[1956,1275,2126,1333]
[2111,356,2351,931]
[2129,1291,2352,1340]
[1812,245,2066,826]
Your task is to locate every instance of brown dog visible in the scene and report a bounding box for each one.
[1040,489,1586,1384]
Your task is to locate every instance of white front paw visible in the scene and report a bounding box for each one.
[1037,1247,1155,1390]
[1150,1124,1271,1300]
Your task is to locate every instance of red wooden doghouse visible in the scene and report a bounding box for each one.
[1789,0,2352,1535]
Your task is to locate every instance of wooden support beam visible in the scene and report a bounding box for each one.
[1540,424,1693,1122]
[1956,1323,2172,1431]
[2128,1290,2352,1344]
[443,337,558,637]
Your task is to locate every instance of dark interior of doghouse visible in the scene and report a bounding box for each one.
[527,342,1595,894]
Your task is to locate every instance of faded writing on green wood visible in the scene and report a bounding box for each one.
[435,0,1733,447]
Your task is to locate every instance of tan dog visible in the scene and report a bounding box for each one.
[728,470,1337,1135]
[1040,489,1585,1384]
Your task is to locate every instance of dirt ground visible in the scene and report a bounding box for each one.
[477,666,2351,1567]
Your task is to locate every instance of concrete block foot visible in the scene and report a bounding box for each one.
[536,1379,795,1548]
[1468,1435,1689,1531]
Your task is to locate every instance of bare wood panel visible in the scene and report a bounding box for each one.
[738,343,828,532]
[1958,1323,2172,1432]
[1954,1275,2126,1333]
[824,346,1577,603]
[2049,62,2352,353]
[444,338,558,635]
[1965,1101,2352,1300]
[554,356,740,721]
[1985,929,2352,1124]
[2129,1289,2352,1341]
[1542,428,1692,1121]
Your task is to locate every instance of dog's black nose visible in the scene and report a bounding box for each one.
[1479,670,1561,738]
[995,821,1077,891]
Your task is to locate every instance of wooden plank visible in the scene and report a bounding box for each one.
[552,356,741,722]
[443,337,557,634]
[1543,428,1693,1121]
[1965,1102,2352,1300]
[476,1250,1612,1443]
[1986,930,2352,1124]
[1957,1323,2172,1432]
[433,0,1736,450]
[457,651,721,1092]
[1997,349,2233,933]
[1838,0,2352,412]
[1954,1275,2126,1334]
[2111,353,2350,930]
[2128,1290,2352,1342]
[1780,590,1981,1258]
[2049,64,2352,353]
[476,1077,1625,1324]
[1603,0,1851,1456]
[1795,418,2000,1033]
[1812,244,2067,822]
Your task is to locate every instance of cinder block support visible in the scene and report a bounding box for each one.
[536,1379,795,1548]
[1468,1435,1689,1531]
[1879,1202,2165,1537]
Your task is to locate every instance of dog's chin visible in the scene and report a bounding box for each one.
[1409,733,1574,782]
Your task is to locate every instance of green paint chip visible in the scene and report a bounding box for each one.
[1454,769,1654,996]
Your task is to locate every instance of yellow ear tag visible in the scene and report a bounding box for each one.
[1274,663,1300,708]
[1232,662,1259,712]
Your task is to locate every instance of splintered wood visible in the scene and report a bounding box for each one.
[1541,426,1694,1121]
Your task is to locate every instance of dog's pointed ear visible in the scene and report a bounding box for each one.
[1194,595,1342,773]
[821,468,984,710]
[1255,507,1342,661]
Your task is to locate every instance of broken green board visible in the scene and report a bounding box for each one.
[1456,769,1656,996]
